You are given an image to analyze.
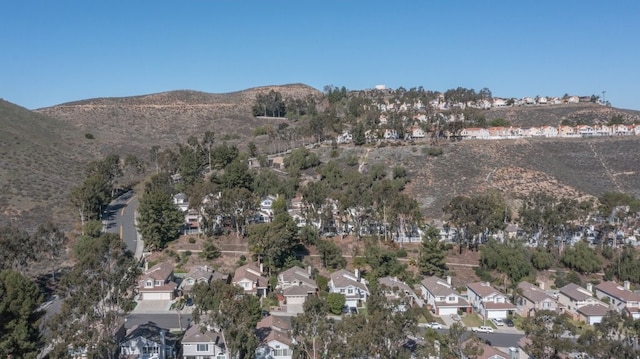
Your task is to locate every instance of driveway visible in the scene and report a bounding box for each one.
[131,300,172,314]
[440,314,459,328]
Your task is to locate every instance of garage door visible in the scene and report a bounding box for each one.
[142,292,172,300]
[486,310,507,319]
[438,307,458,316]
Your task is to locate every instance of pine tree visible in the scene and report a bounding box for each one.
[417,227,448,277]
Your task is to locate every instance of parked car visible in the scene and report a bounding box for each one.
[427,322,443,329]
[504,318,514,327]
[471,326,494,333]
[450,313,461,322]
[491,318,504,326]
[349,307,358,315]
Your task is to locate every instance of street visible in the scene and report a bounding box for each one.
[104,191,140,257]
[125,313,193,331]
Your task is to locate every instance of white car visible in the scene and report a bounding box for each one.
[491,318,504,326]
[471,326,494,333]
[427,322,443,329]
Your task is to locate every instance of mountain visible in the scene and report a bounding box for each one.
[0,99,101,229]
[3,84,640,229]
[35,84,322,156]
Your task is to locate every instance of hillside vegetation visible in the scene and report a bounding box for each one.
[2,84,640,229]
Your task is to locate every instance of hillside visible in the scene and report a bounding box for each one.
[3,84,640,230]
[332,136,640,219]
[35,84,322,156]
[0,99,101,229]
[484,103,640,127]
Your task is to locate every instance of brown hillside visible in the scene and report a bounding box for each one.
[485,103,640,127]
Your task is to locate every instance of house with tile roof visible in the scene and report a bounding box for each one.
[467,282,515,320]
[516,282,558,317]
[137,262,178,300]
[255,315,293,359]
[277,266,318,314]
[179,265,230,295]
[557,283,600,313]
[329,269,369,308]
[595,281,640,319]
[182,324,232,359]
[232,263,268,297]
[577,303,610,325]
[421,276,470,316]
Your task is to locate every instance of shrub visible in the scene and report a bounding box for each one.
[84,133,94,139]
[188,237,196,244]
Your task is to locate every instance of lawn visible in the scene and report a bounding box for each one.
[461,313,484,327]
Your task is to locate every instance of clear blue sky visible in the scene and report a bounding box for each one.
[2,1,639,110]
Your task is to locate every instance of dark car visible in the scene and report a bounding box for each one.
[350,307,358,315]
[504,318,514,327]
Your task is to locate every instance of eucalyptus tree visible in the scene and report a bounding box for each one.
[47,233,139,359]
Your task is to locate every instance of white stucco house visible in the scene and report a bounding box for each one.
[119,322,177,359]
[420,276,470,316]
[137,262,177,301]
[181,325,232,359]
[329,269,369,308]
[466,282,515,320]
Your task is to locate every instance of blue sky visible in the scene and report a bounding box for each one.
[2,1,639,110]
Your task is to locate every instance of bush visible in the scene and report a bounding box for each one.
[84,133,94,139]
[425,147,443,157]
[188,237,196,244]
[396,248,408,258]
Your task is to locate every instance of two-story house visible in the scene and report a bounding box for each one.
[467,282,515,320]
[595,281,640,319]
[329,269,369,308]
[182,324,232,359]
[138,262,178,300]
[232,263,268,297]
[516,282,558,317]
[421,276,470,316]
[557,283,600,313]
[119,322,177,359]
[277,266,318,314]
[179,265,230,295]
[379,276,417,308]
[255,316,293,359]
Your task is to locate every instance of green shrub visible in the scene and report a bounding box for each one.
[84,133,94,139]
[188,237,196,244]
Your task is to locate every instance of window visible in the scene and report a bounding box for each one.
[146,280,153,287]
[340,289,345,293]
[273,348,293,356]
[448,296,456,302]
[348,288,354,294]
[197,344,209,352]
[142,346,159,354]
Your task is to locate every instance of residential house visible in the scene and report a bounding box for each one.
[492,98,508,107]
[487,127,509,138]
[558,126,576,137]
[379,276,418,308]
[119,322,177,359]
[595,124,612,136]
[540,125,558,137]
[522,127,542,137]
[557,283,600,313]
[460,128,489,140]
[595,281,640,319]
[613,124,629,135]
[472,341,513,359]
[516,282,558,317]
[577,303,610,325]
[329,269,369,308]
[466,282,515,320]
[232,263,269,297]
[420,276,470,316]
[576,125,595,137]
[277,266,318,314]
[138,262,177,300]
[411,126,426,139]
[179,265,230,295]
[173,192,190,212]
[182,324,231,359]
[255,316,293,359]
[566,95,580,103]
[337,131,353,144]
[383,128,399,140]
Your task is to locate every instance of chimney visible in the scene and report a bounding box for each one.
[485,281,490,287]
[508,347,518,359]
[538,281,545,290]
[586,283,593,293]
[259,263,264,274]
[354,268,360,279]
[144,260,149,272]
[624,281,631,291]
[307,265,312,276]
[446,276,452,286]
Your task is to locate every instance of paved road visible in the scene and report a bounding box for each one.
[105,191,140,256]
[125,313,193,330]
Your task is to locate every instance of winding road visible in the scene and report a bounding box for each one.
[104,191,142,258]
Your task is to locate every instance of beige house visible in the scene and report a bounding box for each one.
[557,283,600,313]
[516,282,558,317]
[467,282,515,320]
[277,266,318,314]
[421,276,470,316]
[595,281,640,319]
[232,263,268,297]
[137,262,177,300]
